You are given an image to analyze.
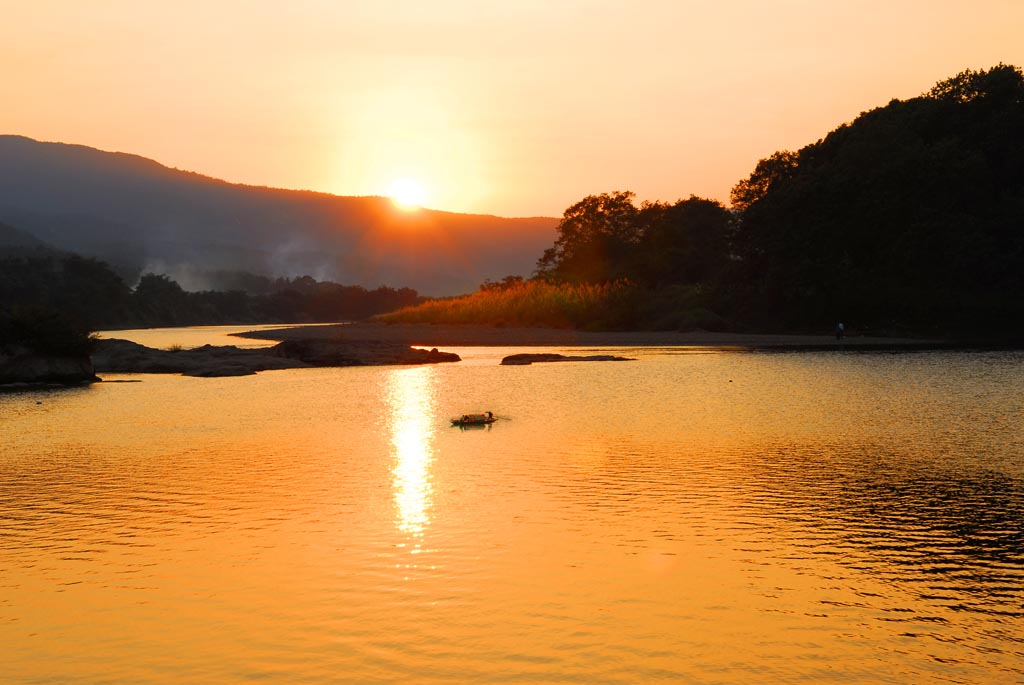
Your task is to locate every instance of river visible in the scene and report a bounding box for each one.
[2,328,1022,683]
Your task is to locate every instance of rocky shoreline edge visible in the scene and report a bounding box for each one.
[1,337,462,387]
[93,338,461,377]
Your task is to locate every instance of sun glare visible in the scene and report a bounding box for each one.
[388,177,428,209]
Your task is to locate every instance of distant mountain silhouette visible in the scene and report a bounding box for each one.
[0,135,557,295]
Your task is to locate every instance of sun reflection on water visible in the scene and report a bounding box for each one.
[385,367,437,538]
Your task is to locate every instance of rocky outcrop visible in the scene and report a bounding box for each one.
[271,339,461,367]
[91,339,302,377]
[0,347,100,387]
[91,338,461,377]
[500,353,635,365]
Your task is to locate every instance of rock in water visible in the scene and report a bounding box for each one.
[271,339,461,366]
[500,353,634,365]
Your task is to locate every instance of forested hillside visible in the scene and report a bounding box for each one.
[728,63,1024,332]
[387,65,1024,338]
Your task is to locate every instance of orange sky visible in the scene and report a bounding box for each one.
[3,1,1023,217]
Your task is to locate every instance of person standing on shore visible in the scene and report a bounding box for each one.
[836,322,845,340]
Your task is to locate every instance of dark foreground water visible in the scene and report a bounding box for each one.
[2,335,1022,683]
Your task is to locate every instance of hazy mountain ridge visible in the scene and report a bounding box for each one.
[0,220,51,249]
[0,135,557,295]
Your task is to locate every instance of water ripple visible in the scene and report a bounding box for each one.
[1,349,1023,683]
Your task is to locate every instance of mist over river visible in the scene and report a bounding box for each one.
[2,329,1023,683]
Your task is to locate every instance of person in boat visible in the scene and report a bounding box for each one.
[487,411,494,420]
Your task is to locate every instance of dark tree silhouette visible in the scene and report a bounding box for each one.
[536,191,641,283]
[729,150,799,214]
[728,63,1024,333]
[638,197,733,288]
[523,64,1024,336]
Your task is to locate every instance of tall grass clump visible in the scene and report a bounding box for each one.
[377,280,642,329]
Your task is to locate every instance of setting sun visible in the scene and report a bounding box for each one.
[388,177,428,209]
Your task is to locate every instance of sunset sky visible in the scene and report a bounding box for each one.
[3,1,1023,217]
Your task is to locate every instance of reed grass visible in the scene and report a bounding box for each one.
[377,280,731,331]
[376,280,639,329]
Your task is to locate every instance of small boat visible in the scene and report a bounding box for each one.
[451,412,497,426]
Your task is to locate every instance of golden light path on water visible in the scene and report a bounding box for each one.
[386,366,437,540]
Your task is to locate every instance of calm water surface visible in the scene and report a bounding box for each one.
[2,330,1023,683]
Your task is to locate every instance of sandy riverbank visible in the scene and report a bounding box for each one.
[234,322,938,349]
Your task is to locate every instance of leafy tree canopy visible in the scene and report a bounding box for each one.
[927,63,1024,104]
[728,63,1024,332]
[536,191,641,283]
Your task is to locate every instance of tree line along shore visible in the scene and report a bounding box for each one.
[381,65,1024,342]
[3,63,1024,373]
